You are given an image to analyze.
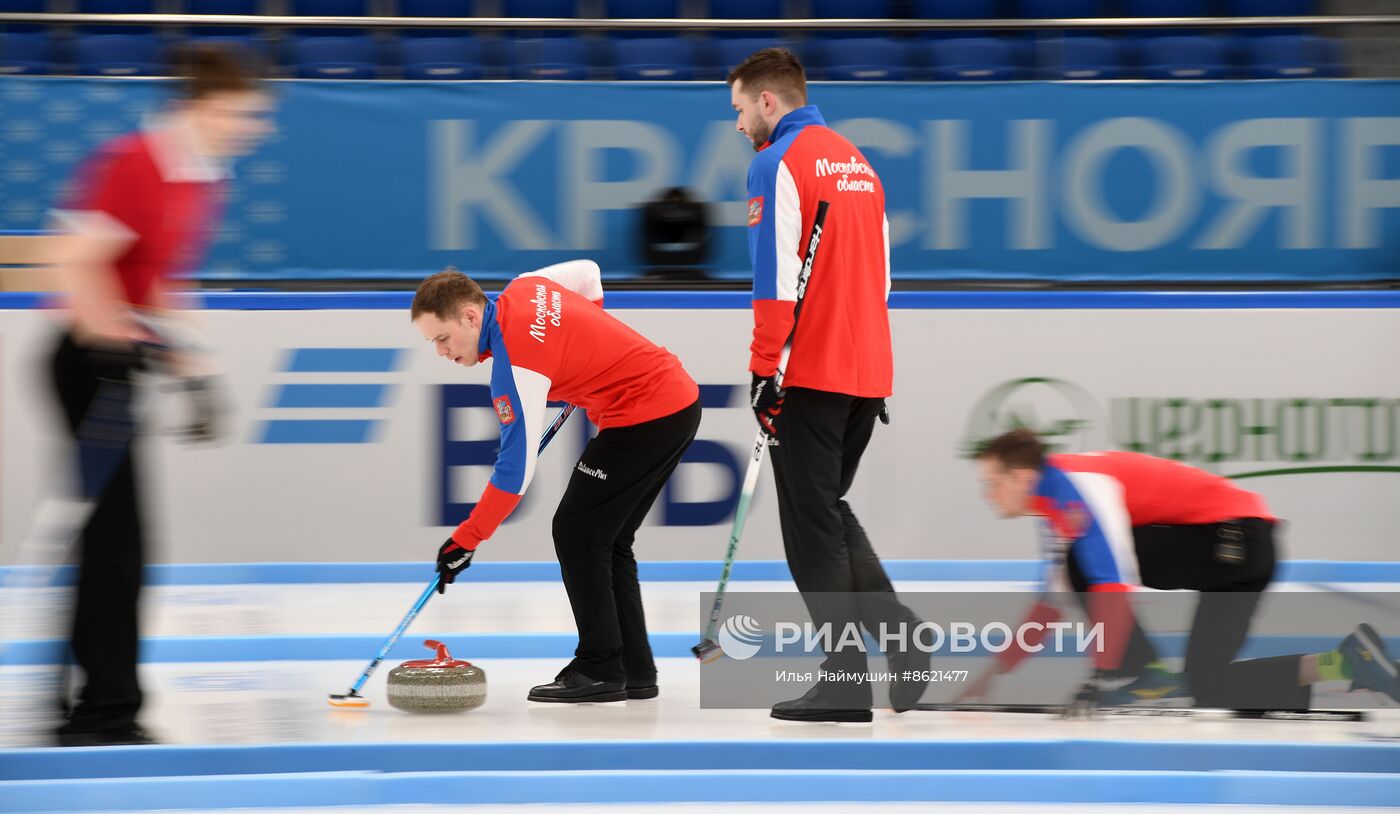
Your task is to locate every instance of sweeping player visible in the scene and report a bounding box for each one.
[411,261,700,703]
[43,45,272,746]
[958,429,1400,713]
[727,47,927,721]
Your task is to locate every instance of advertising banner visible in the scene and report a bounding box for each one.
[2,293,1396,564]
[2,78,1397,282]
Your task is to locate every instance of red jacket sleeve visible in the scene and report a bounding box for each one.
[996,600,1062,672]
[750,300,795,377]
[451,483,521,551]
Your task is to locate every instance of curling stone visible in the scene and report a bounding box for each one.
[386,640,486,713]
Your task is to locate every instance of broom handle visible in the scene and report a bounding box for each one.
[348,574,440,696]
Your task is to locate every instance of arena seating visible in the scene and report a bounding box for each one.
[0,0,1347,80]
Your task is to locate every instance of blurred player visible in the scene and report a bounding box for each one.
[959,429,1400,713]
[45,45,273,746]
[411,261,700,703]
[728,47,925,721]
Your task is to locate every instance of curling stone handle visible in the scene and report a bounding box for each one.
[424,639,452,665]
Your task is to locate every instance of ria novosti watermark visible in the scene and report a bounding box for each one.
[699,590,1400,710]
[721,616,1106,661]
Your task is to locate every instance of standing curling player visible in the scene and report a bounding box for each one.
[728,48,926,721]
[411,261,700,703]
[46,45,272,746]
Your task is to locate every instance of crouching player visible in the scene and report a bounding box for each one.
[958,429,1400,714]
[411,261,700,703]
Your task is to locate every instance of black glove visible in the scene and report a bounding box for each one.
[179,376,225,444]
[436,538,475,593]
[1062,670,1110,719]
[750,372,784,439]
[878,399,890,425]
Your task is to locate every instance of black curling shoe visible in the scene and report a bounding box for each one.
[57,726,159,747]
[770,683,873,723]
[626,672,658,700]
[527,669,628,703]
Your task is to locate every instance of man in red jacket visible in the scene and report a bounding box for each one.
[961,429,1400,713]
[729,48,924,722]
[46,45,271,746]
[412,261,700,703]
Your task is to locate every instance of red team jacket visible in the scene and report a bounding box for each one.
[1001,451,1275,672]
[450,261,699,551]
[745,105,893,397]
[1049,452,1275,528]
[58,125,225,307]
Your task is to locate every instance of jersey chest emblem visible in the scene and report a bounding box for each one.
[494,395,516,426]
[747,196,764,227]
[1056,502,1090,541]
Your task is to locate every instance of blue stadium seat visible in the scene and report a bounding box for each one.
[401,35,485,79]
[289,34,378,78]
[813,0,892,15]
[606,0,679,39]
[0,1,47,33]
[511,36,588,78]
[1124,0,1208,15]
[820,37,907,81]
[291,0,368,36]
[79,0,153,10]
[709,0,781,19]
[713,36,781,76]
[186,0,261,14]
[1016,0,1100,18]
[185,35,271,64]
[1122,0,1210,38]
[612,36,697,80]
[76,32,163,75]
[1014,0,1100,50]
[1138,35,1230,79]
[910,1,999,44]
[0,30,52,74]
[398,1,476,38]
[79,0,156,34]
[1243,34,1343,78]
[926,36,1018,81]
[502,0,576,38]
[292,0,367,13]
[707,0,782,39]
[399,0,476,15]
[186,0,261,38]
[812,0,894,39]
[503,0,574,15]
[1037,35,1122,79]
[912,0,998,18]
[606,0,679,16]
[1226,0,1315,16]
[1225,0,1315,37]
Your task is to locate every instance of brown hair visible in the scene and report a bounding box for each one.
[977,429,1047,471]
[726,47,807,108]
[411,268,488,322]
[172,43,262,100]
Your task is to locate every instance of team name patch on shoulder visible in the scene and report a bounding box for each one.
[747,196,764,227]
[494,395,516,425]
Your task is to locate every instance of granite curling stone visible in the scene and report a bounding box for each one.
[386,639,487,713]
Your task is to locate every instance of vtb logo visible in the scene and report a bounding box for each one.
[436,383,745,527]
